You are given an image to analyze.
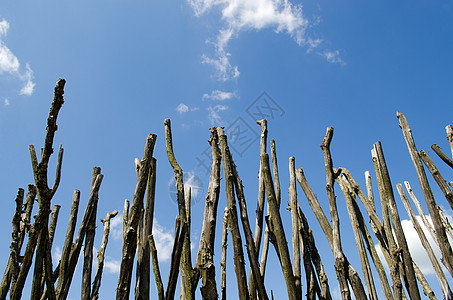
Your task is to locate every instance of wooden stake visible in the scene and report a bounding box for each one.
[262,153,298,300]
[217,127,249,300]
[148,235,164,300]
[164,119,194,299]
[337,174,378,300]
[397,184,452,299]
[320,127,350,300]
[397,112,453,277]
[82,167,101,300]
[220,207,229,300]
[446,125,453,158]
[91,210,118,300]
[249,119,267,300]
[232,155,269,300]
[195,128,221,300]
[295,168,367,298]
[419,150,453,210]
[289,157,302,299]
[341,169,393,300]
[431,144,453,169]
[116,134,156,300]
[57,174,103,300]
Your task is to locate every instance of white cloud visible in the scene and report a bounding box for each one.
[183,171,203,202]
[177,103,189,114]
[19,63,35,96]
[321,50,344,65]
[375,214,452,276]
[202,89,235,101]
[109,212,176,263]
[104,257,121,274]
[53,246,62,267]
[188,0,340,80]
[110,212,124,241]
[4,98,9,106]
[0,20,35,96]
[153,221,175,262]
[207,104,228,125]
[176,103,200,115]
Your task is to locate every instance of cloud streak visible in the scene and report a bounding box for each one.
[0,20,35,96]
[202,89,235,101]
[188,0,340,81]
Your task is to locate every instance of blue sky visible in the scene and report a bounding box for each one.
[1,0,453,299]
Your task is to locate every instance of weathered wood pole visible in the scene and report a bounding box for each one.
[195,128,221,299]
[12,79,66,300]
[320,127,350,300]
[446,125,453,158]
[259,139,281,280]
[220,207,229,300]
[261,152,298,300]
[164,119,195,299]
[295,168,367,298]
[397,184,452,300]
[289,157,302,299]
[341,169,393,300]
[336,173,378,300]
[81,167,101,300]
[397,112,453,277]
[57,174,103,300]
[136,157,157,300]
[231,155,269,300]
[249,119,267,300]
[91,210,118,300]
[298,207,330,300]
[217,127,249,300]
[419,150,453,210]
[116,134,156,300]
[148,235,164,300]
[371,146,403,300]
[431,144,453,169]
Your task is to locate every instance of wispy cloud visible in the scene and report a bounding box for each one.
[4,98,9,106]
[188,0,340,80]
[177,103,189,114]
[322,50,344,65]
[176,103,200,115]
[0,20,35,96]
[207,104,228,125]
[19,63,35,96]
[202,89,235,101]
